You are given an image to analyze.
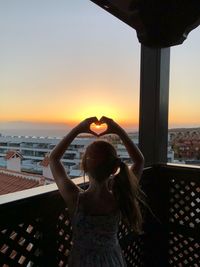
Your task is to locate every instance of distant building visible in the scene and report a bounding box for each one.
[0,149,54,196]
[5,150,23,172]
[0,135,96,176]
[0,133,139,177]
[0,130,191,178]
[169,128,200,162]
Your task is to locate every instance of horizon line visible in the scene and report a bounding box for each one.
[0,120,200,131]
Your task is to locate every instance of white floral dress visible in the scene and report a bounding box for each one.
[68,193,127,267]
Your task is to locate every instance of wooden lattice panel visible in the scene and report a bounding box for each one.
[169,176,200,266]
[122,239,144,267]
[0,219,42,267]
[56,208,72,267]
[169,232,200,267]
[118,221,144,267]
[169,178,200,228]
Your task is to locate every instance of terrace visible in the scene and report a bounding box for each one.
[1,1,200,266]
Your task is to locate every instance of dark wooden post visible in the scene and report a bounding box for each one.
[139,45,170,266]
[139,45,170,166]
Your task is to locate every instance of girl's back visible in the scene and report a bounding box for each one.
[49,117,144,267]
[77,190,118,215]
[68,192,127,267]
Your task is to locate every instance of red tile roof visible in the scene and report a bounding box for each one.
[5,150,23,160]
[0,170,40,195]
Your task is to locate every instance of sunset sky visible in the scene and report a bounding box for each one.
[1,0,200,133]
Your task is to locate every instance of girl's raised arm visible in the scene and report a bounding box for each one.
[99,116,144,179]
[49,117,98,213]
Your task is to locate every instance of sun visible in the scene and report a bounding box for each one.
[95,124,101,129]
[71,104,119,122]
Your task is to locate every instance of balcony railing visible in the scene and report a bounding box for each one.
[0,164,200,266]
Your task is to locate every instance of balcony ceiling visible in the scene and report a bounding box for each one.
[91,0,200,47]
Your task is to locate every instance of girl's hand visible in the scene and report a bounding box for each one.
[99,116,122,136]
[75,117,99,136]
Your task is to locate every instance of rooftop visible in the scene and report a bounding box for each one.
[5,151,23,160]
[0,168,41,195]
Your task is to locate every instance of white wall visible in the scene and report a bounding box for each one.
[7,156,21,172]
[42,166,54,180]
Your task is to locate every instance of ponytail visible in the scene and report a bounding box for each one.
[112,161,144,234]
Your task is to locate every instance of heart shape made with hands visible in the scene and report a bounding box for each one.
[90,122,108,136]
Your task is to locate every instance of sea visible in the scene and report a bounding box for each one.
[0,122,73,137]
[0,122,137,137]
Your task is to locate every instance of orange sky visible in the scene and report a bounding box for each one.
[1,1,200,129]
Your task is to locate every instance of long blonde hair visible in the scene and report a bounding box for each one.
[112,161,144,233]
[82,140,144,233]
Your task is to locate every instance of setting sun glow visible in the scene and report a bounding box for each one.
[90,122,108,135]
[1,1,200,133]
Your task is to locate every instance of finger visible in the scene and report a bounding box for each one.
[95,120,102,126]
[87,116,98,123]
[98,130,110,137]
[99,116,107,123]
[88,129,99,137]
[100,116,112,123]
[93,116,99,123]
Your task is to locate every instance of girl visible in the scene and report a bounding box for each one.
[49,116,144,267]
